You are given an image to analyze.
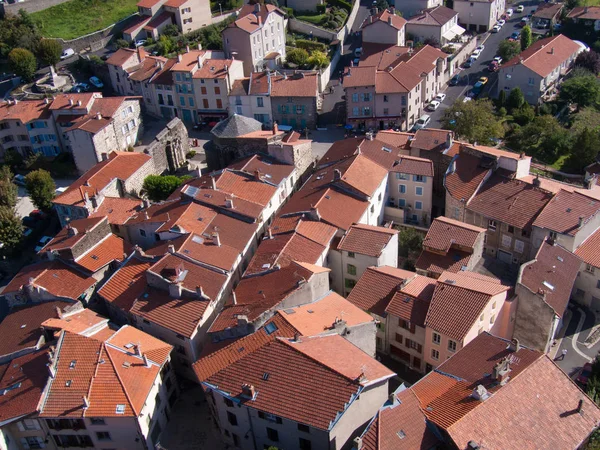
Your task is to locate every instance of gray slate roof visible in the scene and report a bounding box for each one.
[211,114,262,138]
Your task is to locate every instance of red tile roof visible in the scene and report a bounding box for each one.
[391,155,434,177]
[228,154,295,185]
[0,301,72,358]
[271,73,318,98]
[533,189,600,235]
[4,261,96,301]
[407,5,457,25]
[337,224,398,257]
[106,325,172,366]
[361,388,440,450]
[75,234,129,273]
[199,334,393,430]
[411,128,451,152]
[415,249,473,277]
[575,227,600,268]
[42,308,108,336]
[425,271,508,341]
[89,197,142,225]
[422,216,485,252]
[519,242,580,317]
[193,59,237,80]
[229,4,284,34]
[361,8,407,30]
[0,99,52,124]
[53,152,151,207]
[501,34,582,77]
[468,175,553,229]
[43,217,106,253]
[347,266,416,316]
[567,5,600,20]
[105,48,137,66]
[375,130,413,149]
[49,92,96,110]
[385,274,436,327]
[97,256,153,311]
[0,349,49,422]
[445,151,490,202]
[295,220,337,246]
[532,2,563,19]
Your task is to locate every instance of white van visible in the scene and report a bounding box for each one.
[60,48,75,60]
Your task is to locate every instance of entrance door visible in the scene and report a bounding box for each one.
[497,249,512,264]
[412,356,421,370]
[182,109,193,122]
[390,344,410,363]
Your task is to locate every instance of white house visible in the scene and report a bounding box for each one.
[452,0,505,32]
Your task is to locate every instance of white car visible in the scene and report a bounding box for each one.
[412,114,431,130]
[34,236,52,253]
[493,56,503,64]
[516,5,524,12]
[463,96,473,103]
[476,44,485,52]
[60,48,74,60]
[470,50,482,60]
[427,100,441,111]
[506,8,513,16]
[492,25,501,33]
[435,93,446,102]
[135,40,146,48]
[498,19,506,26]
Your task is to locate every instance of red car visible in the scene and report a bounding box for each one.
[577,362,593,387]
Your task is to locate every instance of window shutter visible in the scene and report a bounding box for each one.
[417,344,423,353]
[410,323,416,334]
[34,419,41,430]
[37,437,46,448]
[405,338,410,349]
[278,105,281,113]
[20,438,30,450]
[17,421,25,431]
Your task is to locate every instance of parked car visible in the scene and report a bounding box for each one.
[70,82,90,93]
[463,95,472,103]
[470,49,482,60]
[22,216,36,228]
[435,93,446,102]
[450,74,460,86]
[13,174,25,186]
[510,31,521,40]
[427,100,441,111]
[412,114,431,131]
[476,44,485,52]
[498,19,506,26]
[577,363,593,387]
[60,48,75,60]
[0,73,16,82]
[472,81,484,96]
[488,61,499,72]
[479,76,489,85]
[34,236,52,253]
[29,210,47,220]
[516,4,524,12]
[23,227,33,238]
[135,40,146,48]
[492,24,501,33]
[354,47,363,57]
[89,76,104,88]
[493,56,503,64]
[464,58,475,68]
[520,17,529,27]
[506,8,513,16]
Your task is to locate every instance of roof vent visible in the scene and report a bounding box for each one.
[471,385,490,401]
[445,279,456,284]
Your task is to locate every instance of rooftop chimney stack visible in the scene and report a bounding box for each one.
[142,353,150,368]
[579,216,586,228]
[177,54,182,63]
[196,285,204,298]
[168,244,175,254]
[273,122,279,135]
[69,99,74,106]
[83,396,90,409]
[232,291,237,305]
[254,169,262,180]
[577,399,584,414]
[333,169,342,181]
[211,175,217,190]
[213,232,221,247]
[77,100,82,106]
[388,15,393,25]
[186,45,190,53]
[143,198,150,208]
[68,226,78,237]
[55,306,63,319]
[225,198,234,209]
[197,55,203,68]
[96,113,102,120]
[169,282,182,299]
[133,344,141,357]
[267,227,273,239]
[551,47,555,54]
[353,437,363,450]
[241,383,256,399]
[509,338,520,352]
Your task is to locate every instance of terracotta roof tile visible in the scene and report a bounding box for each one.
[533,189,600,235]
[49,92,96,110]
[391,155,434,177]
[230,4,284,34]
[228,154,295,185]
[89,197,142,225]
[346,266,416,316]
[0,301,72,358]
[270,73,318,97]
[468,174,553,229]
[193,59,237,80]
[42,308,108,335]
[75,234,129,273]
[422,216,485,252]
[415,249,473,276]
[97,256,153,311]
[0,99,52,124]
[520,242,580,317]
[177,234,240,272]
[295,220,337,246]
[106,325,172,366]
[361,8,407,30]
[532,2,563,19]
[337,224,398,257]
[502,35,582,78]
[567,5,600,20]
[277,291,374,335]
[445,151,490,202]
[385,275,436,327]
[105,48,137,66]
[575,227,600,267]
[407,5,457,25]
[43,217,106,253]
[411,128,451,152]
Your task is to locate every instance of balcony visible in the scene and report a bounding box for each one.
[383,205,405,223]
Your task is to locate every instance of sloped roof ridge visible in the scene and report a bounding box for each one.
[103,343,138,415]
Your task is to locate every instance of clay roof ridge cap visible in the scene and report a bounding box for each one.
[38,330,67,414]
[104,344,139,415]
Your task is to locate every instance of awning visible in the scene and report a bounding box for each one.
[442,24,466,41]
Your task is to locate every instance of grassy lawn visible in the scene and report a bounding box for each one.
[32,0,139,40]
[550,154,569,171]
[296,14,328,26]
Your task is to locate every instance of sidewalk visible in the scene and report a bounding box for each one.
[549,307,572,360]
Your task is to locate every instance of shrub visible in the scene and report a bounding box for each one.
[37,39,62,67]
[296,39,327,53]
[25,169,56,212]
[308,50,330,68]
[115,39,129,49]
[286,48,310,66]
[330,0,351,12]
[317,4,326,13]
[281,6,294,16]
[186,150,197,159]
[142,175,188,201]
[8,48,36,82]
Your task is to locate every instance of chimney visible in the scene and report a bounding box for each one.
[83,396,90,409]
[232,291,237,305]
[310,206,321,221]
[333,169,342,181]
[388,15,393,25]
[197,43,202,50]
[196,285,204,298]
[69,98,74,106]
[467,442,481,450]
[354,437,363,450]
[241,383,256,399]
[225,198,234,209]
[143,198,150,208]
[144,211,149,220]
[389,6,395,13]
[142,353,150,368]
[169,282,183,298]
[68,226,78,237]
[133,344,141,357]
[579,216,586,228]
[258,16,262,26]
[77,100,82,107]
[577,399,584,414]
[533,174,541,187]
[55,306,63,319]
[101,152,108,161]
[254,3,260,12]
[551,47,555,54]
[267,227,273,239]
[491,357,511,384]
[177,54,182,63]
[44,98,50,104]
[197,55,203,68]
[166,244,176,254]
[369,15,373,23]
[96,113,102,120]
[471,385,490,401]
[254,169,262,180]
[213,232,221,247]
[446,132,453,150]
[186,45,190,53]
[509,338,520,352]
[210,175,217,190]
[273,122,279,134]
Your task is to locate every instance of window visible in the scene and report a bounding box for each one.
[352,93,359,102]
[180,96,186,107]
[347,264,357,275]
[203,99,209,109]
[383,108,389,115]
[201,86,207,95]
[514,239,524,254]
[431,349,439,360]
[116,404,125,414]
[399,185,406,194]
[362,106,371,116]
[432,332,440,345]
[352,107,359,116]
[586,264,595,274]
[398,199,406,207]
[596,280,600,289]
[189,97,194,107]
[383,95,389,102]
[90,418,105,425]
[257,97,264,107]
[217,99,223,109]
[224,397,234,407]
[507,226,514,233]
[232,433,240,447]
[490,315,496,324]
[345,278,357,290]
[227,411,238,426]
[215,86,221,95]
[266,427,279,442]
[488,220,497,231]
[396,173,409,180]
[347,251,355,258]
[140,229,146,237]
[361,93,371,101]
[528,77,535,85]
[501,234,512,248]
[296,105,303,114]
[415,186,423,196]
[413,175,425,182]
[415,201,422,210]
[265,321,278,335]
[96,432,111,441]
[395,333,403,344]
[299,437,312,450]
[448,340,457,352]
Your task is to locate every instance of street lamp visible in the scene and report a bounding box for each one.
[219,3,222,15]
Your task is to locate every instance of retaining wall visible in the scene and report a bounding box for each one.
[1,0,70,16]
[55,13,140,52]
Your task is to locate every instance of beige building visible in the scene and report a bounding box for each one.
[498,34,584,104]
[222,4,287,75]
[406,6,464,45]
[452,0,505,32]
[361,8,407,46]
[574,228,600,311]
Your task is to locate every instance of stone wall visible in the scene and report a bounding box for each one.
[143,117,190,174]
[1,0,69,15]
[68,218,112,260]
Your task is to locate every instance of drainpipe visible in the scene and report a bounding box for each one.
[245,405,258,450]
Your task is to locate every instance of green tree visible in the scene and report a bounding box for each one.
[157,35,176,56]
[0,10,40,57]
[25,169,55,212]
[497,89,506,108]
[574,50,600,75]
[4,148,23,171]
[164,24,180,37]
[0,167,18,209]
[506,115,571,163]
[37,39,62,67]
[115,39,129,49]
[560,74,600,110]
[398,227,423,270]
[8,48,36,82]
[142,175,186,202]
[442,99,504,144]
[512,103,535,126]
[507,87,525,111]
[0,206,23,254]
[286,48,309,66]
[498,40,521,63]
[520,25,532,51]
[565,128,600,173]
[571,107,600,134]
[308,50,329,68]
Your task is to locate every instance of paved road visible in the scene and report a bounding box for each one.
[428,4,531,128]
[16,178,76,219]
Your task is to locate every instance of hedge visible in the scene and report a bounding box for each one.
[296,39,328,52]
[329,0,352,12]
